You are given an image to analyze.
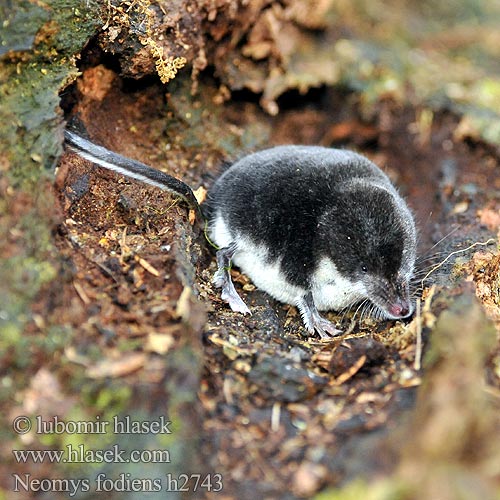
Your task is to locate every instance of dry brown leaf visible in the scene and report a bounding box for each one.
[292,462,328,497]
[193,185,207,204]
[478,206,500,231]
[20,368,67,415]
[145,333,175,355]
[86,353,147,379]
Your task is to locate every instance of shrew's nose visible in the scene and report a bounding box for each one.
[388,300,411,318]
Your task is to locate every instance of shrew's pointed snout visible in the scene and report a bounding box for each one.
[388,299,412,318]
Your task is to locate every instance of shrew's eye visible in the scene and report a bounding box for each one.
[361,265,368,273]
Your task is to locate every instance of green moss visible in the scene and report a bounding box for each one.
[0,0,100,178]
[0,6,102,451]
[0,254,57,362]
[81,383,133,417]
[0,0,49,54]
[0,0,100,359]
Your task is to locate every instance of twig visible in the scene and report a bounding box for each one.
[73,281,91,305]
[271,402,281,432]
[414,299,422,371]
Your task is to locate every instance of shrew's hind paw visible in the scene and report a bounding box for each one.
[214,246,251,316]
[221,286,251,315]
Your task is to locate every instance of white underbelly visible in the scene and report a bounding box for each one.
[210,212,305,305]
[210,212,367,311]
